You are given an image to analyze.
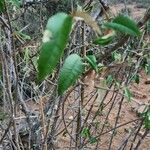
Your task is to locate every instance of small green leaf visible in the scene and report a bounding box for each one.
[85,55,98,72]
[104,15,140,36]
[112,51,122,62]
[58,54,84,95]
[106,75,113,85]
[37,13,73,83]
[124,87,132,102]
[81,127,91,138]
[89,137,97,144]
[132,74,140,84]
[141,106,150,129]
[93,31,115,46]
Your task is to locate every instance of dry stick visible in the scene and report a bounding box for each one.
[134,129,150,150]
[80,85,113,148]
[81,93,99,130]
[129,120,144,150]
[0,120,12,143]
[117,123,140,150]
[95,88,119,149]
[3,1,22,149]
[62,86,78,143]
[55,89,97,137]
[109,87,124,149]
[108,65,133,150]
[39,97,47,150]
[76,21,86,149]
[60,86,97,145]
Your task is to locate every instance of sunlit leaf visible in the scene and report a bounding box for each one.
[37,13,73,83]
[104,15,140,36]
[58,54,84,95]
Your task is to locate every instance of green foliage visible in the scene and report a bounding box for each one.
[81,127,97,144]
[104,15,140,36]
[0,0,5,13]
[106,75,113,85]
[124,87,132,102]
[141,106,150,129]
[58,54,84,95]
[93,31,115,46]
[132,74,140,84]
[81,127,90,138]
[37,13,72,82]
[112,51,122,62]
[85,54,98,72]
[10,0,20,7]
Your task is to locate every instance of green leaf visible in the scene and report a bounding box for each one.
[124,87,132,102]
[89,137,97,144]
[0,0,5,13]
[106,75,113,85]
[112,51,122,62]
[93,35,113,46]
[142,106,150,129]
[93,31,115,46]
[81,127,91,138]
[46,12,72,48]
[132,74,140,84]
[104,15,140,36]
[37,13,72,82]
[85,55,98,72]
[58,54,84,95]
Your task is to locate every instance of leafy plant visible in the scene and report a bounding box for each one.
[58,54,84,95]
[104,15,140,36]
[37,13,73,82]
[85,54,98,72]
[81,127,97,144]
[93,30,115,46]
